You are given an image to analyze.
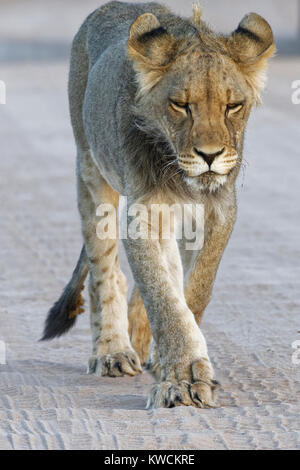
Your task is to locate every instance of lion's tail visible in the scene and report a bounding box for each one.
[41,245,89,341]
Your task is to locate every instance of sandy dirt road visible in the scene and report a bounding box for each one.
[0,0,299,450]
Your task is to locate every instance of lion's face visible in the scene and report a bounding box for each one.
[158,51,252,191]
[128,10,275,192]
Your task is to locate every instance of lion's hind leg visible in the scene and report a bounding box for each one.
[128,286,152,366]
[128,288,161,379]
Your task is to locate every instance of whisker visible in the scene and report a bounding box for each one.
[161,159,177,173]
[163,167,184,186]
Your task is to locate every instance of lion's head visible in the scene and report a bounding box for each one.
[127,7,275,193]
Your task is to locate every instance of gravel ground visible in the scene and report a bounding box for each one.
[0,0,299,450]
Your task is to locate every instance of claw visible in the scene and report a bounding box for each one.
[146,375,218,409]
[87,351,142,377]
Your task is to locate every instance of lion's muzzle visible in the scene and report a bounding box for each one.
[178,146,238,177]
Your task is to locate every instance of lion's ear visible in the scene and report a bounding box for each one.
[127,13,178,95]
[228,13,276,103]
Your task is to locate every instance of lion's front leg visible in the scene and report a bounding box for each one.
[78,153,142,378]
[122,199,217,409]
[184,206,237,326]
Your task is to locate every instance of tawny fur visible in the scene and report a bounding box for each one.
[128,287,152,365]
[43,1,275,409]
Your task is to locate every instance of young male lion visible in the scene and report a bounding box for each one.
[42,1,275,409]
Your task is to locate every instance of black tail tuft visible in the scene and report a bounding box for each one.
[41,284,83,340]
[41,246,88,341]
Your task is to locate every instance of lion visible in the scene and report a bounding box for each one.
[42,1,275,409]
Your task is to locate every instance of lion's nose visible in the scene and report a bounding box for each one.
[193,146,225,166]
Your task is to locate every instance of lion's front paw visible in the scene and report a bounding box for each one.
[146,379,217,409]
[146,358,219,409]
[87,351,142,377]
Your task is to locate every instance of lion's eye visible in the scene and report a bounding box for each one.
[169,100,190,114]
[226,103,243,115]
